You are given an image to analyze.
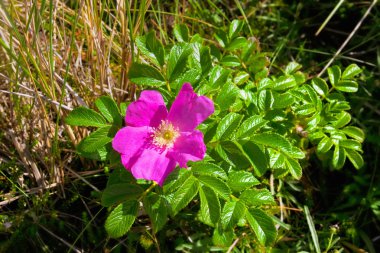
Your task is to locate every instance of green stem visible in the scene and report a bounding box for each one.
[166,81,171,92]
[138,182,157,201]
[324,230,336,253]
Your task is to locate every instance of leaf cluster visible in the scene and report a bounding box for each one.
[65,20,365,250]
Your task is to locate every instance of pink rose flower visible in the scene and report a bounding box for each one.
[112,83,214,186]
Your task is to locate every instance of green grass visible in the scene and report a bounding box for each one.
[0,0,379,252]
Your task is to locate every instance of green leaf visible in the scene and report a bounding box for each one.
[228,171,259,192]
[170,175,199,216]
[345,149,364,169]
[269,149,285,169]
[329,100,351,112]
[308,131,325,141]
[101,183,143,207]
[107,167,134,186]
[214,31,228,48]
[335,80,358,93]
[77,143,110,161]
[190,162,227,180]
[128,62,166,86]
[294,71,307,84]
[333,111,351,128]
[209,65,230,88]
[263,108,287,122]
[332,144,346,169]
[229,19,244,39]
[327,66,341,86]
[304,84,319,107]
[143,193,168,233]
[221,200,246,229]
[226,37,247,50]
[222,140,259,171]
[234,71,250,86]
[240,189,275,206]
[215,144,235,167]
[198,185,221,225]
[342,64,362,79]
[200,46,212,75]
[258,78,274,90]
[341,126,365,142]
[163,169,192,194]
[189,45,202,72]
[257,89,274,111]
[295,104,316,116]
[220,55,241,67]
[289,89,309,102]
[285,157,303,179]
[239,89,253,103]
[242,142,268,176]
[330,131,347,141]
[198,175,231,200]
[307,114,321,130]
[215,113,243,140]
[246,208,276,245]
[188,41,202,71]
[273,76,297,91]
[212,226,234,247]
[146,32,165,66]
[171,68,200,90]
[215,82,239,111]
[311,77,329,97]
[272,92,295,109]
[339,139,362,152]
[120,102,128,116]
[294,72,307,85]
[105,200,138,238]
[77,126,114,153]
[173,24,189,42]
[235,115,268,139]
[284,62,302,74]
[326,92,346,103]
[317,136,334,153]
[65,106,107,127]
[95,96,122,126]
[252,133,305,159]
[289,145,306,159]
[167,44,192,82]
[135,32,165,66]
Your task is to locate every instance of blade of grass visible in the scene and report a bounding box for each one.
[318,0,378,77]
[68,207,104,253]
[304,205,321,253]
[233,0,253,36]
[315,0,345,36]
[0,170,28,198]
[38,224,82,253]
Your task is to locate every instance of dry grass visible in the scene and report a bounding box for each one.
[0,0,158,205]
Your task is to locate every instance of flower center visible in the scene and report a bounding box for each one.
[152,120,180,149]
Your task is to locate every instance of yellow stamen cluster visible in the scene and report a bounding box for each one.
[152,120,180,149]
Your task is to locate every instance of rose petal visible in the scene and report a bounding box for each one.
[126,90,168,127]
[167,83,214,132]
[168,130,206,168]
[130,149,177,186]
[112,126,151,168]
